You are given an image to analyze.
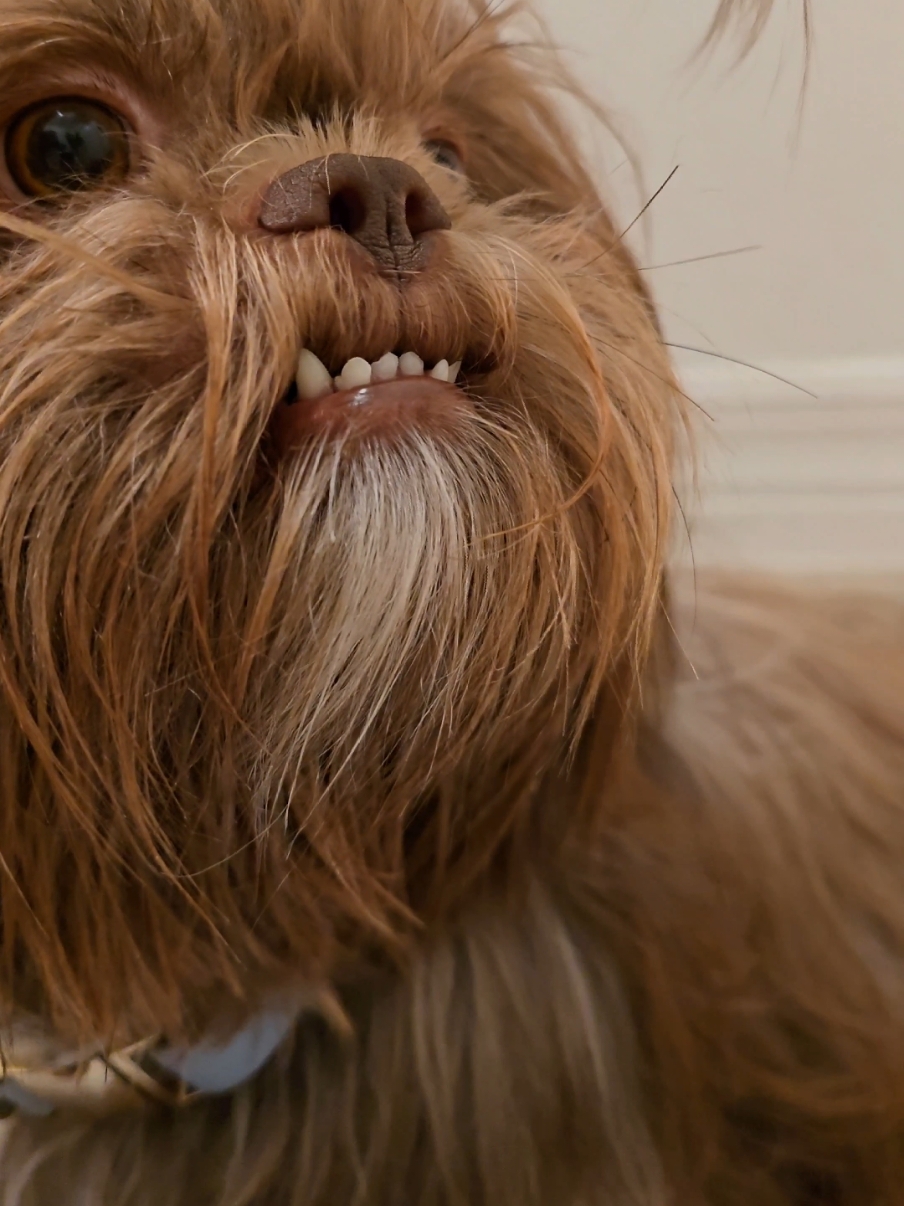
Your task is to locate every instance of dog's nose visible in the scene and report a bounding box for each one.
[257,154,451,272]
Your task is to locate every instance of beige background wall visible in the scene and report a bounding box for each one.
[533,0,904,575]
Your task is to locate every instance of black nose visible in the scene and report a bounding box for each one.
[257,153,452,273]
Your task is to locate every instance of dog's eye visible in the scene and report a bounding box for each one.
[5,98,131,198]
[425,139,465,175]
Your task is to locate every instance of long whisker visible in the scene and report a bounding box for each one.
[570,166,681,277]
[639,244,762,272]
[664,343,818,398]
[615,164,681,246]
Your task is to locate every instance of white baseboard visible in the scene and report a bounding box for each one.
[673,356,904,575]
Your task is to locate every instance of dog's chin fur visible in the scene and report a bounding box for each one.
[1,1,901,1204]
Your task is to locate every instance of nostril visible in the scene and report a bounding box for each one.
[405,186,452,241]
[405,191,426,238]
[328,187,368,237]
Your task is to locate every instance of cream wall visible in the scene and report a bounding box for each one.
[533,0,904,575]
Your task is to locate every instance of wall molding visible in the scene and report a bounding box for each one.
[673,356,904,575]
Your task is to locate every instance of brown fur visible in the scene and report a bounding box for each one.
[0,0,901,1203]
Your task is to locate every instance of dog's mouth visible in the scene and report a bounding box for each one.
[296,349,465,398]
[269,345,487,455]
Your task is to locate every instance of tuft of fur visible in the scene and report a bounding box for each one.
[0,2,901,1205]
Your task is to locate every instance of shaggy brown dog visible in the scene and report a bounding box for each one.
[0,0,902,1201]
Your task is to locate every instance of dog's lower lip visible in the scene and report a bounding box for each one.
[268,376,472,455]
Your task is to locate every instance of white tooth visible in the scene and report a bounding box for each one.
[399,352,425,377]
[372,352,400,382]
[429,359,450,382]
[296,349,334,400]
[336,357,373,391]
[449,360,463,383]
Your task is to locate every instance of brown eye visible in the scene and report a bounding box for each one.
[5,98,131,198]
[426,139,465,175]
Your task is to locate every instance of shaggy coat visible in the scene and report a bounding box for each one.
[1,0,902,1203]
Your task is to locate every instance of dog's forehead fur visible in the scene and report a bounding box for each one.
[0,0,518,135]
[0,0,610,234]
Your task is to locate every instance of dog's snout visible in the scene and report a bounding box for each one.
[257,154,451,272]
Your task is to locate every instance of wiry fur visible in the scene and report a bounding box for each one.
[0,0,901,1203]
[0,0,676,1045]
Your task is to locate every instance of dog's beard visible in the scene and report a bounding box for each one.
[0,182,674,1040]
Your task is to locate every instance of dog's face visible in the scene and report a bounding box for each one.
[0,0,679,1043]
